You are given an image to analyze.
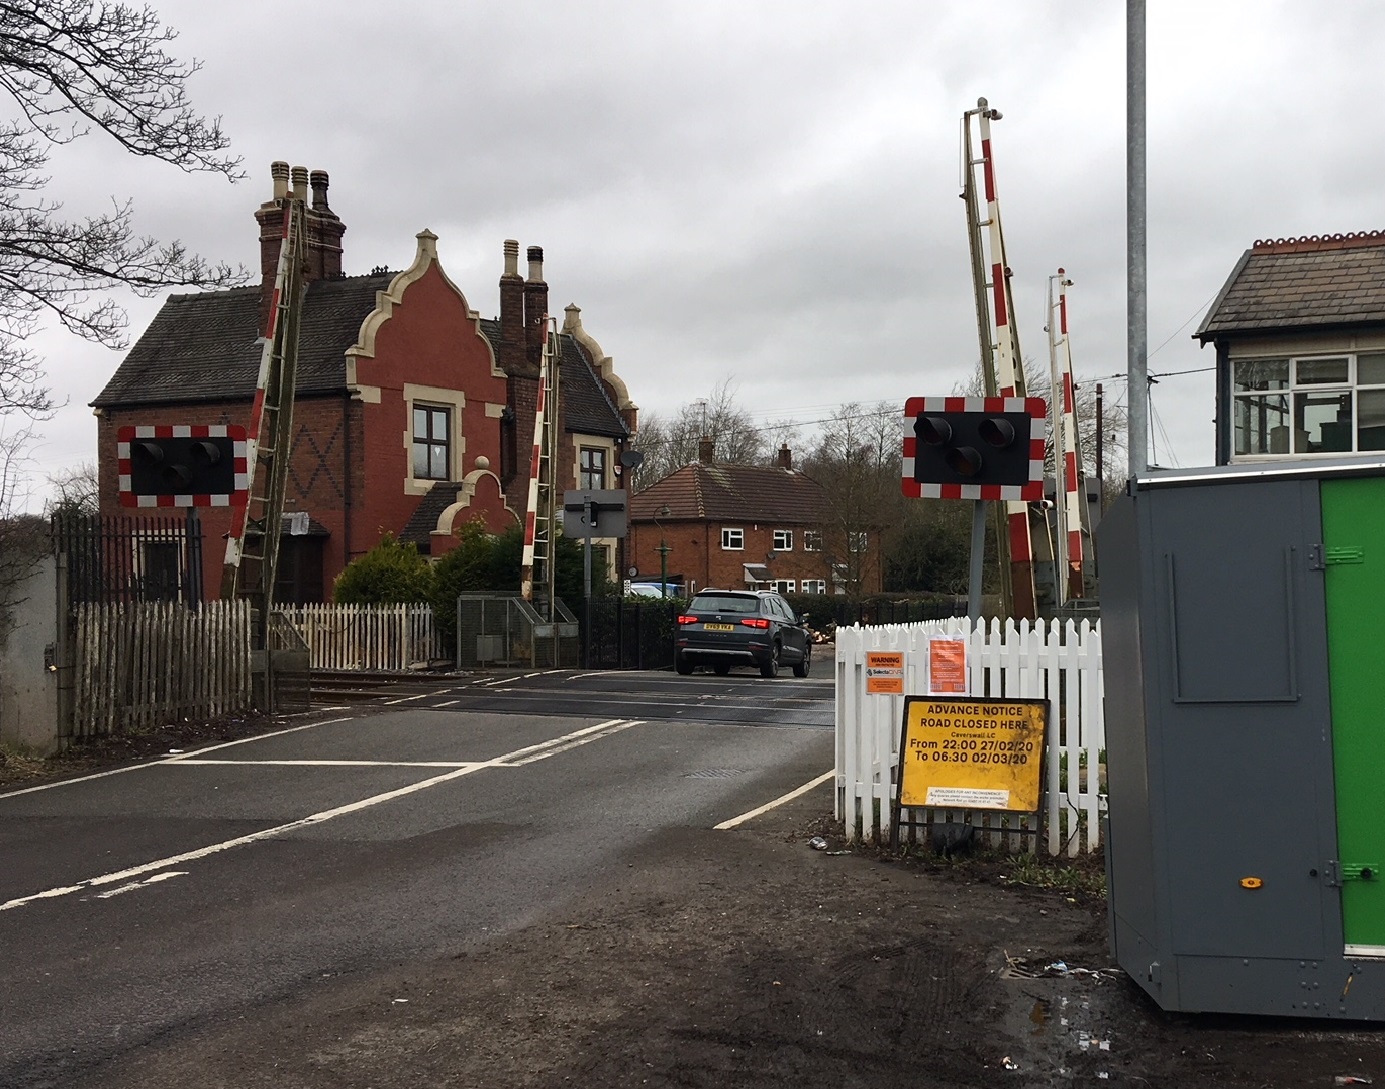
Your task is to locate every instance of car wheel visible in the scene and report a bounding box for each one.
[713,662,731,676]
[675,653,694,675]
[759,642,780,678]
[792,642,812,678]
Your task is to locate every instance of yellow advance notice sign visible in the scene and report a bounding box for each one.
[897,696,1048,813]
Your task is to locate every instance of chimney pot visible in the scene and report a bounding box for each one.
[291,165,308,201]
[503,239,520,279]
[271,160,290,200]
[698,437,715,464]
[526,245,544,283]
[309,170,329,210]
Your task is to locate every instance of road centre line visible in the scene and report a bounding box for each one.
[713,769,836,830]
[0,718,640,913]
[164,759,506,769]
[0,716,356,800]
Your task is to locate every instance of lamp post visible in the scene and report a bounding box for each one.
[654,505,672,597]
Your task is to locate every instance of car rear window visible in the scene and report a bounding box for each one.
[690,594,759,614]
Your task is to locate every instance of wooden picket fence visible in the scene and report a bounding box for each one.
[73,600,253,738]
[835,617,1104,855]
[280,603,442,671]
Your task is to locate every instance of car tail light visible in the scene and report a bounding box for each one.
[677,615,698,625]
[740,617,771,629]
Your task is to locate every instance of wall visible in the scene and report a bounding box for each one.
[0,555,59,753]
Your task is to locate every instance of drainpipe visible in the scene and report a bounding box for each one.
[342,391,353,586]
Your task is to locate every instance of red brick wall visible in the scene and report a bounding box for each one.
[350,262,508,547]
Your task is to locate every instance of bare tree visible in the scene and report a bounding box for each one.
[0,1,244,418]
[44,459,97,515]
[631,379,784,489]
[800,401,901,596]
[0,421,47,627]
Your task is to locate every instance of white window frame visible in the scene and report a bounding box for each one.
[804,529,823,552]
[771,579,795,594]
[1231,351,1385,460]
[721,527,744,550]
[848,530,868,553]
[773,529,793,551]
[800,579,827,595]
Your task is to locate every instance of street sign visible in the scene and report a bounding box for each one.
[118,425,248,507]
[895,696,1047,812]
[902,396,1046,501]
[561,489,627,538]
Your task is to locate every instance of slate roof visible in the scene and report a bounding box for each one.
[1197,232,1385,341]
[477,319,627,439]
[92,274,394,407]
[94,285,629,443]
[629,463,829,524]
[398,482,465,550]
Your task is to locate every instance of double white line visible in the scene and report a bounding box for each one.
[0,718,644,913]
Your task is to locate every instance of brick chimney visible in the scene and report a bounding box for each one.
[496,239,527,375]
[698,436,715,464]
[303,169,345,281]
[524,245,548,369]
[777,444,793,470]
[254,161,347,336]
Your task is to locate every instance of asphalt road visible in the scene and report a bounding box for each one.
[0,668,833,1089]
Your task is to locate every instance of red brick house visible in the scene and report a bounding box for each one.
[628,441,885,597]
[92,162,637,602]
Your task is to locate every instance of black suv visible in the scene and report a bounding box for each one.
[674,589,811,678]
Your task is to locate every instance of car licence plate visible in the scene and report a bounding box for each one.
[704,623,735,631]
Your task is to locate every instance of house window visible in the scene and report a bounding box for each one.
[772,579,795,594]
[773,529,793,551]
[848,530,868,553]
[721,527,744,550]
[804,530,822,552]
[1232,353,1385,457]
[800,579,827,595]
[412,405,451,480]
[580,446,607,491]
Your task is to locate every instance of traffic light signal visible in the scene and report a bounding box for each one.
[118,425,249,507]
[902,396,1045,500]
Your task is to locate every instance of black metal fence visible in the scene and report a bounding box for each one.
[51,511,206,607]
[583,598,683,670]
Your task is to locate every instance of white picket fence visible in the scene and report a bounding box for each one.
[835,618,1104,855]
[281,603,443,671]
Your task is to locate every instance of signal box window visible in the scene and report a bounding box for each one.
[580,447,607,491]
[413,406,451,480]
[721,527,744,550]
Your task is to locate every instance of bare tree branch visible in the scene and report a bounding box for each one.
[0,2,245,418]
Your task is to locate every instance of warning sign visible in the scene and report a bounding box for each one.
[928,638,967,694]
[896,696,1047,813]
[865,651,904,695]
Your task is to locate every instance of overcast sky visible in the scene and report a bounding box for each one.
[14,1,1385,506]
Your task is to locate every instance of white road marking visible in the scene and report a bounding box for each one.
[90,871,188,900]
[433,699,462,707]
[166,759,501,769]
[383,693,429,704]
[504,720,643,765]
[0,716,356,799]
[0,718,641,913]
[714,770,835,830]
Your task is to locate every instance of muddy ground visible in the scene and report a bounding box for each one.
[9,727,1385,1088]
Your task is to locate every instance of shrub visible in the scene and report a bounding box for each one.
[333,534,435,604]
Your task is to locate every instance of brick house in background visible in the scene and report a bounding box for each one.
[1199,231,1385,465]
[628,440,884,597]
[92,162,637,602]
